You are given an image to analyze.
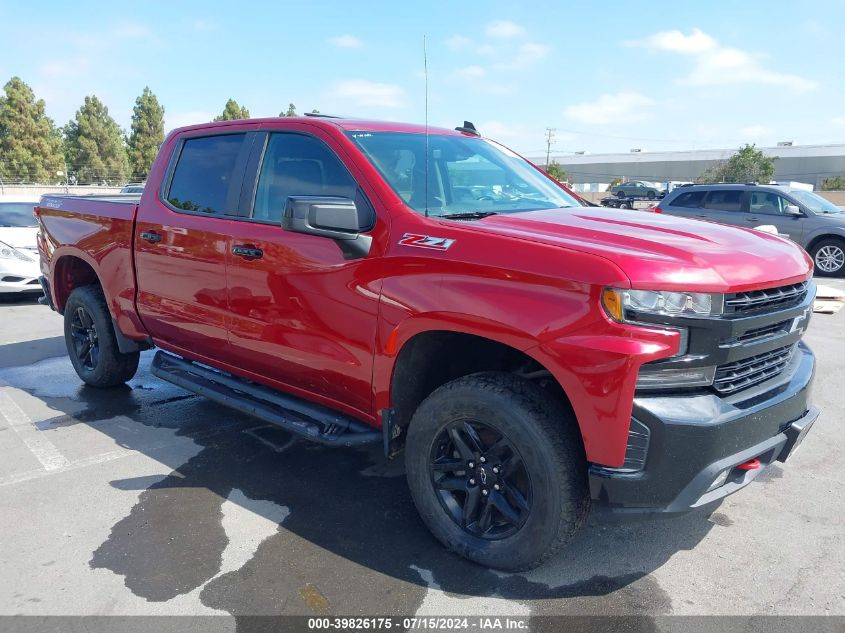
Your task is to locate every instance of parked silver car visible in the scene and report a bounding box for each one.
[657,184,845,275]
[610,180,664,199]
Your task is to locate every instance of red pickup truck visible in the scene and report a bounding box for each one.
[35,115,818,571]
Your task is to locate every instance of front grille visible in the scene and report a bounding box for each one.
[734,320,791,344]
[713,344,796,395]
[725,282,808,314]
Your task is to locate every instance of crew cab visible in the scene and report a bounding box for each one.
[35,115,818,571]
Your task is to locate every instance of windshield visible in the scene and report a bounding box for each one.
[0,202,37,227]
[790,190,842,214]
[347,132,580,217]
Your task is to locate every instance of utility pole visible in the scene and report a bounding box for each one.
[544,128,556,168]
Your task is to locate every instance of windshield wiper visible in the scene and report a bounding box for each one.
[438,211,498,220]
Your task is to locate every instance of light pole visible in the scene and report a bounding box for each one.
[545,128,556,169]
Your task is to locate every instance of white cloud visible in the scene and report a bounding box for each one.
[110,22,152,39]
[445,35,472,50]
[495,42,550,69]
[563,92,655,125]
[328,34,362,49]
[39,57,90,79]
[476,44,497,56]
[832,117,845,127]
[485,20,525,39]
[740,125,772,139]
[627,28,717,54]
[190,19,218,32]
[627,28,816,91]
[166,111,216,131]
[452,65,485,79]
[331,79,406,108]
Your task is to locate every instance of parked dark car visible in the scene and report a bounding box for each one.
[610,181,663,199]
[657,184,845,276]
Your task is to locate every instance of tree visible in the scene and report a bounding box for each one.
[64,95,129,185]
[0,77,65,183]
[127,87,165,182]
[281,103,297,117]
[546,161,567,182]
[214,99,250,121]
[821,176,845,191]
[699,144,776,184]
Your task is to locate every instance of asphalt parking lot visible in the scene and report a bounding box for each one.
[0,284,843,624]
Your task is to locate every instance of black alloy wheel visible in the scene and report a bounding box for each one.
[70,305,100,370]
[429,420,532,540]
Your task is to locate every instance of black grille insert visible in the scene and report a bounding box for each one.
[713,344,795,395]
[734,320,791,344]
[725,282,808,314]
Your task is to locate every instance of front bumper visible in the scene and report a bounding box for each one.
[0,253,42,294]
[589,341,816,514]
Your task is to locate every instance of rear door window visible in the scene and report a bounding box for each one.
[671,191,706,207]
[704,190,743,212]
[166,134,249,214]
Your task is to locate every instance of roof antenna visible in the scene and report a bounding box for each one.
[423,34,429,218]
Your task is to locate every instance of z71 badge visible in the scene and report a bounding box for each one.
[398,233,456,251]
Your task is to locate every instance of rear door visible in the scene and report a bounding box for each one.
[746,189,805,242]
[135,130,255,361]
[223,126,383,417]
[662,189,708,219]
[697,189,748,227]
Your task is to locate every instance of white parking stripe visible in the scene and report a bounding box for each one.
[0,387,70,471]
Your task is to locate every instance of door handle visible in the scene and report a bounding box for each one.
[140,231,162,243]
[232,245,264,259]
[745,217,760,222]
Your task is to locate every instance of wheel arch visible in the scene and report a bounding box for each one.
[385,328,581,452]
[51,251,101,314]
[805,232,845,255]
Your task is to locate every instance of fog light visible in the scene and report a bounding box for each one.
[706,470,730,492]
[636,365,716,390]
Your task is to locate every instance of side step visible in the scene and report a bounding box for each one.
[150,351,381,447]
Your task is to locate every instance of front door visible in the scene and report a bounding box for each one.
[747,190,806,242]
[224,129,383,417]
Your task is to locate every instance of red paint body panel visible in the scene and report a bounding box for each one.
[34,116,814,468]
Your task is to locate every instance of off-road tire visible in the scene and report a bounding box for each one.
[64,285,140,387]
[405,372,589,571]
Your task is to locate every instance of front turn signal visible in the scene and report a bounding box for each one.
[601,288,624,322]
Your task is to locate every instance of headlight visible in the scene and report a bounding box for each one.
[602,288,723,320]
[0,241,34,262]
[602,287,720,388]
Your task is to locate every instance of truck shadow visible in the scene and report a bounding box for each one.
[1,353,719,623]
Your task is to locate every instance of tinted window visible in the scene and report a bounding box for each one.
[253,133,358,222]
[671,191,706,207]
[705,190,743,212]
[167,134,247,213]
[0,203,37,227]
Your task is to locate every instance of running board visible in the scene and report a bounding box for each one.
[150,351,381,447]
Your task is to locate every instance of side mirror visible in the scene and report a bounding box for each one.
[784,204,802,216]
[283,196,372,259]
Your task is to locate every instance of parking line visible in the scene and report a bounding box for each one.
[0,387,70,471]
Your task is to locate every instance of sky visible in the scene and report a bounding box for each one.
[1,0,844,159]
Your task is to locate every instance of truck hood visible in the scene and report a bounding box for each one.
[468,207,812,292]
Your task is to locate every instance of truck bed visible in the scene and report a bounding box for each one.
[35,194,142,339]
